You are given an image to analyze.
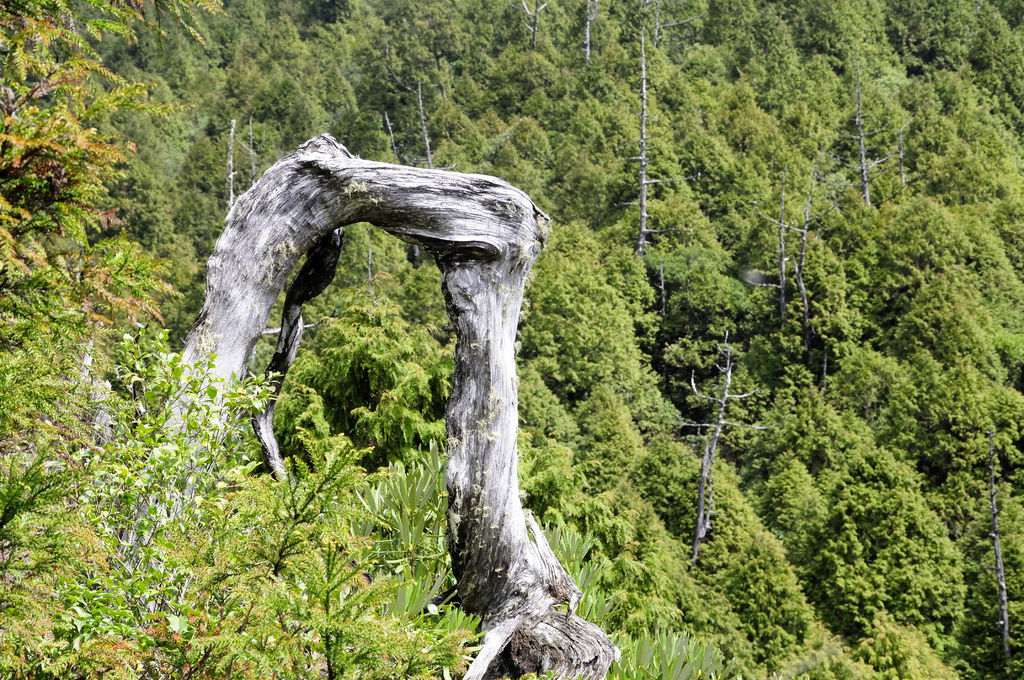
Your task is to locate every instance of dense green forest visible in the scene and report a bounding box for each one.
[4,0,1024,677]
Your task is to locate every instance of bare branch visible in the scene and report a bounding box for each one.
[661,12,706,28]
[644,173,699,185]
[690,371,711,402]
[517,0,547,49]
[721,421,774,430]
[261,319,323,336]
[646,227,692,234]
[727,388,759,400]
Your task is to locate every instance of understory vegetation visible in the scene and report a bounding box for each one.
[4,0,1024,678]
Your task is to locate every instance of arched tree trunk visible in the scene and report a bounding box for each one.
[182,135,619,679]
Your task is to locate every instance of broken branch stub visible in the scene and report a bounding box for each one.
[182,135,619,679]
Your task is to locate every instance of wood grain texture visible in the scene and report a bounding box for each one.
[182,135,618,679]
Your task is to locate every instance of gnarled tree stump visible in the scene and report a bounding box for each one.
[181,135,619,679]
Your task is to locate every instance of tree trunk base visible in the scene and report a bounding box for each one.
[484,613,619,680]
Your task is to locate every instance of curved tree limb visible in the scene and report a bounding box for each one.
[252,227,343,480]
[182,134,618,679]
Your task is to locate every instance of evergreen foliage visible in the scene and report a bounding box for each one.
[5,0,1024,677]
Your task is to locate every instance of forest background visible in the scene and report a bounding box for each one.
[3,0,1024,678]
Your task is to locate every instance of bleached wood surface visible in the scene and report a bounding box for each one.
[182,135,618,679]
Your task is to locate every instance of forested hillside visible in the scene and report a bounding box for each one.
[4,0,1024,678]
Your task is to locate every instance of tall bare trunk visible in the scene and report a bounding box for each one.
[227,119,236,209]
[989,430,1012,663]
[636,30,650,256]
[418,81,433,169]
[854,80,871,206]
[584,0,598,63]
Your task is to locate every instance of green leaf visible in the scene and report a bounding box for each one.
[167,613,189,634]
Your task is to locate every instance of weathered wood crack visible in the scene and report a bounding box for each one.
[181,134,619,679]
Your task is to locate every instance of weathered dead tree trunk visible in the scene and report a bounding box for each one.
[845,68,900,207]
[226,119,237,209]
[635,29,651,256]
[754,171,789,327]
[688,333,761,562]
[519,0,548,51]
[584,0,598,63]
[796,173,813,357]
[182,135,618,680]
[853,78,871,206]
[776,171,788,323]
[632,30,691,256]
[417,81,434,169]
[988,430,1012,663]
[755,165,835,360]
[248,115,256,188]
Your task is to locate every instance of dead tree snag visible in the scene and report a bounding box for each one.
[687,333,763,562]
[182,135,619,680]
[988,430,1012,663]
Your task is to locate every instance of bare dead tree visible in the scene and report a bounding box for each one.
[777,171,788,322]
[754,171,788,326]
[897,120,909,185]
[367,229,373,280]
[636,30,651,255]
[755,165,836,355]
[657,262,666,317]
[794,173,813,354]
[644,0,704,48]
[384,110,400,163]
[417,81,434,169]
[688,333,762,562]
[644,0,663,47]
[632,30,693,256]
[821,348,828,394]
[247,116,256,187]
[794,167,836,361]
[182,135,618,679]
[988,429,1012,663]
[518,0,548,50]
[846,68,901,207]
[230,117,260,203]
[584,0,598,63]
[817,74,907,207]
[226,119,236,209]
[853,75,872,205]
